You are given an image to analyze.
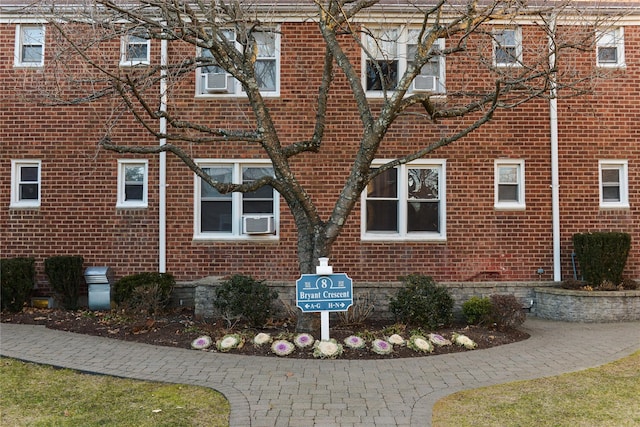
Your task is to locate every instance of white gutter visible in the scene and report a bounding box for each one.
[549,15,561,281]
[159,36,168,274]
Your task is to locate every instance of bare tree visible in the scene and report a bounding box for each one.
[26,0,626,329]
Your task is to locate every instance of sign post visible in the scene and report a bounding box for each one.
[296,258,353,341]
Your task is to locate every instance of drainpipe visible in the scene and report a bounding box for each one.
[549,15,561,281]
[159,36,168,274]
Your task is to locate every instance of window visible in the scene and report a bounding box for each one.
[365,28,399,92]
[197,29,280,96]
[364,27,445,95]
[362,160,446,240]
[596,27,625,68]
[408,32,445,94]
[493,28,522,67]
[194,161,279,239]
[117,160,148,208]
[120,34,150,66]
[495,160,525,210]
[11,160,41,208]
[599,160,629,208]
[14,24,44,67]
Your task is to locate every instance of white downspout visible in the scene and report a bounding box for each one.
[549,15,561,281]
[159,36,168,274]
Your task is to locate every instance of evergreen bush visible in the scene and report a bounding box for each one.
[573,232,631,286]
[113,272,175,314]
[0,257,35,312]
[44,256,84,310]
[462,296,493,325]
[389,274,453,329]
[214,274,279,328]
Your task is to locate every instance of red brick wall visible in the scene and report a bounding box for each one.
[1,25,160,291]
[1,20,638,291]
[556,24,640,282]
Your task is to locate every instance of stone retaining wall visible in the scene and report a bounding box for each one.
[179,277,550,321]
[534,287,640,322]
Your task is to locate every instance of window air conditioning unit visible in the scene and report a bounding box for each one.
[413,75,437,92]
[242,215,275,234]
[205,72,228,92]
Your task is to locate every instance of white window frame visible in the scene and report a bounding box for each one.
[362,26,446,97]
[596,27,625,68]
[14,24,45,68]
[599,160,629,208]
[361,159,446,241]
[116,159,148,208]
[196,27,280,97]
[493,27,523,67]
[193,160,280,240]
[10,159,41,208]
[494,159,526,210]
[120,34,151,66]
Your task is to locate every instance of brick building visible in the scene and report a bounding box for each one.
[1,1,638,299]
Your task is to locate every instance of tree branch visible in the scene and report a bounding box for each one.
[100,137,277,194]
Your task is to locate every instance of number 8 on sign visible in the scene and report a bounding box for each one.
[317,277,332,289]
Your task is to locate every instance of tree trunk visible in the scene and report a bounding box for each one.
[294,223,331,333]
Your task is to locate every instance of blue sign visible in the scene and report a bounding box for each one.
[296,273,353,313]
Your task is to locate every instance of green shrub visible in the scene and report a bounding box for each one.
[389,274,453,329]
[44,256,84,310]
[462,296,493,325]
[213,274,279,328]
[489,294,526,329]
[573,232,631,286]
[113,272,175,315]
[0,257,35,312]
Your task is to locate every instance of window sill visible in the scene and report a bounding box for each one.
[361,233,446,242]
[13,63,44,69]
[599,203,630,210]
[193,234,279,242]
[493,62,523,68]
[116,203,148,209]
[596,63,626,69]
[366,92,447,99]
[119,61,151,67]
[494,203,526,211]
[9,203,40,209]
[194,91,280,99]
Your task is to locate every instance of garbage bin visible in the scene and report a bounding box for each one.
[84,266,113,310]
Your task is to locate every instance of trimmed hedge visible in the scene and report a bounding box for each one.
[462,296,492,325]
[45,256,84,310]
[214,274,279,328]
[1,257,35,312]
[389,274,454,329]
[573,232,631,286]
[113,272,175,314]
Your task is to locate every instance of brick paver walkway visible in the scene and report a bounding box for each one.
[1,318,639,426]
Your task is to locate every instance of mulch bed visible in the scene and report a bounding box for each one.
[1,307,529,359]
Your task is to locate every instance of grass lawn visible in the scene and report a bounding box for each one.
[433,350,640,426]
[0,358,229,426]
